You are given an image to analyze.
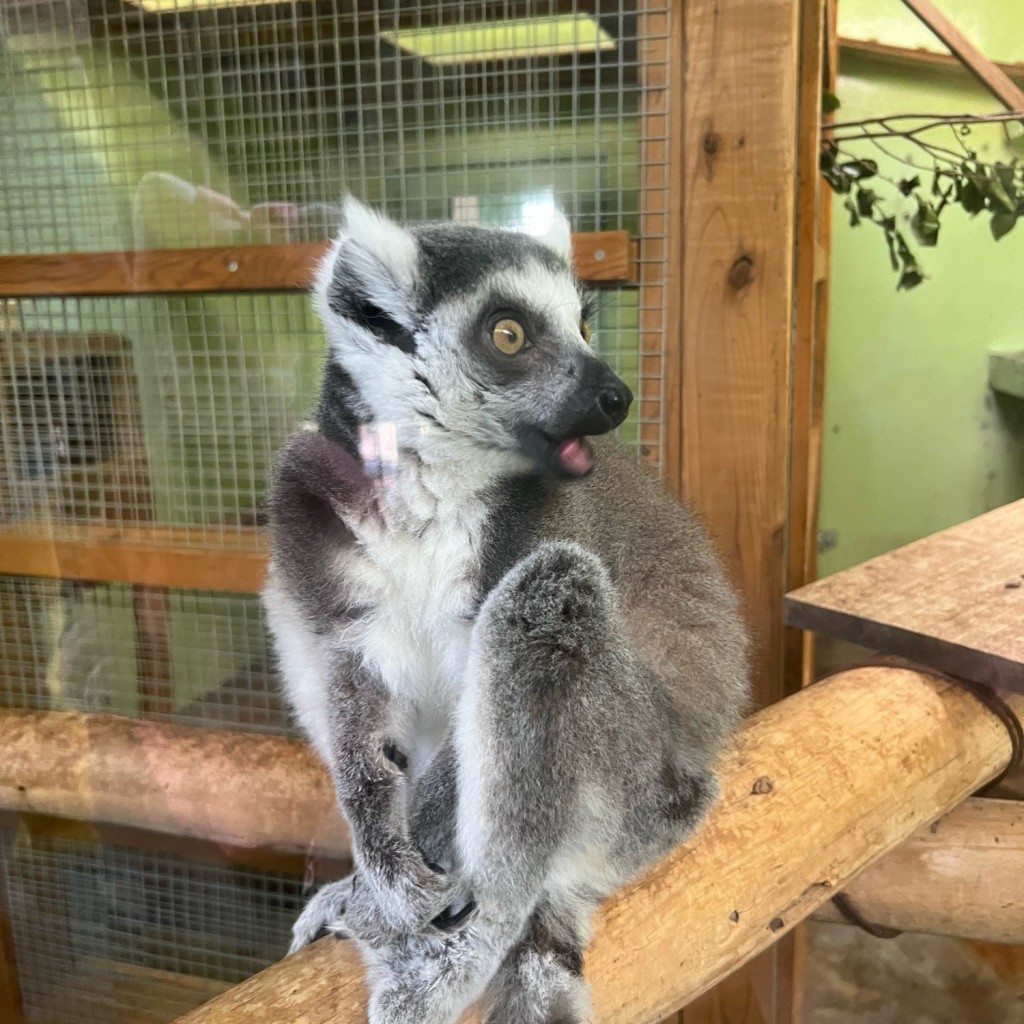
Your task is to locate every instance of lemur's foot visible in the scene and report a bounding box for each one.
[481,542,611,658]
[289,875,354,954]
[344,854,460,946]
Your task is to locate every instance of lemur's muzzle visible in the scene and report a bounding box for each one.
[561,360,633,438]
[572,377,633,436]
[542,362,634,478]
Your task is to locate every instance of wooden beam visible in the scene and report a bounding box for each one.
[813,798,1024,943]
[174,666,1024,1024]
[680,0,802,709]
[900,0,1024,111]
[0,523,267,593]
[839,35,1024,82]
[0,709,348,859]
[0,232,635,298]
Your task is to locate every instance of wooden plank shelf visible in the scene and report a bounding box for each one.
[0,231,635,298]
[0,523,267,594]
[785,498,1024,691]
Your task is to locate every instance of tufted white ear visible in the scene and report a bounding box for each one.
[339,196,419,292]
[536,207,573,263]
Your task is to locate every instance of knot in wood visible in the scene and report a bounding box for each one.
[702,131,721,156]
[728,254,755,291]
[751,775,773,795]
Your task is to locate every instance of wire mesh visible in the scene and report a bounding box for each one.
[0,2,672,1019]
[0,573,292,728]
[1,826,306,1024]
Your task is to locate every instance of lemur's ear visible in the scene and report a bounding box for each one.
[317,197,420,354]
[536,208,573,263]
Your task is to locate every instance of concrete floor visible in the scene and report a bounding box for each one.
[803,923,1024,1024]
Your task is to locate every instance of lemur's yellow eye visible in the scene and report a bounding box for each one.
[580,320,592,344]
[492,318,526,355]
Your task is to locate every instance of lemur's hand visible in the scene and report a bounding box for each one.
[344,851,459,946]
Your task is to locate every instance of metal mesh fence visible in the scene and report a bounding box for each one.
[0,1,673,1020]
[1,826,306,1024]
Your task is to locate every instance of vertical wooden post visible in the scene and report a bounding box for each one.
[785,0,837,696]
[673,0,813,1020]
[678,0,803,708]
[0,837,26,1024]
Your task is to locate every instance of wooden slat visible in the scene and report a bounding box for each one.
[839,35,1024,81]
[0,835,25,1024]
[785,499,1024,691]
[175,667,1024,1024]
[0,709,349,859]
[680,0,802,711]
[900,0,1024,112]
[0,524,267,593]
[784,0,836,697]
[0,232,635,298]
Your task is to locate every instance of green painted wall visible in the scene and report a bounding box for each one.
[818,0,1024,576]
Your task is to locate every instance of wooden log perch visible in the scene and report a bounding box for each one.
[175,666,1024,1024]
[814,797,1024,943]
[0,710,348,859]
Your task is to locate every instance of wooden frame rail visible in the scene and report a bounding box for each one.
[159,666,1021,1024]
[0,232,635,298]
[0,524,266,593]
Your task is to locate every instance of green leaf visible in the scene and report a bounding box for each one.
[838,158,878,181]
[986,171,1016,214]
[884,231,899,272]
[898,176,921,196]
[897,264,925,290]
[822,90,841,115]
[856,187,878,217]
[910,197,940,247]
[957,176,986,215]
[991,209,1019,240]
[823,166,852,194]
[844,197,861,227]
[995,161,1017,194]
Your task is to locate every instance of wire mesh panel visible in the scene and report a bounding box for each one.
[1,826,306,1024]
[0,1,674,1019]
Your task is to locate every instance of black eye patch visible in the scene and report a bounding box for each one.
[327,263,417,355]
[350,298,417,355]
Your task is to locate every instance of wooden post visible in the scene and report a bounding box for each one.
[676,0,806,1019]
[173,666,1024,1024]
[678,0,802,705]
[0,833,26,1024]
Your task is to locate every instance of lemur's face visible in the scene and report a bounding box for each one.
[314,199,632,479]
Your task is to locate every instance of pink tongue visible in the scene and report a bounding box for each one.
[555,438,592,477]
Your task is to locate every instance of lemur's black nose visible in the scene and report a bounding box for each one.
[598,382,633,428]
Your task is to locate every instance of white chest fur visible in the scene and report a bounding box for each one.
[265,454,493,770]
[340,460,488,730]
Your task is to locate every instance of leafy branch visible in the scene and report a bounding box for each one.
[820,104,1024,289]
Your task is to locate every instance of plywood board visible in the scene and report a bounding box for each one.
[785,499,1024,689]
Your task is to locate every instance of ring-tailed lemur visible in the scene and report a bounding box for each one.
[262,198,749,1024]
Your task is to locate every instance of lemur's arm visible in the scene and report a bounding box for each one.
[267,432,456,939]
[324,656,456,939]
